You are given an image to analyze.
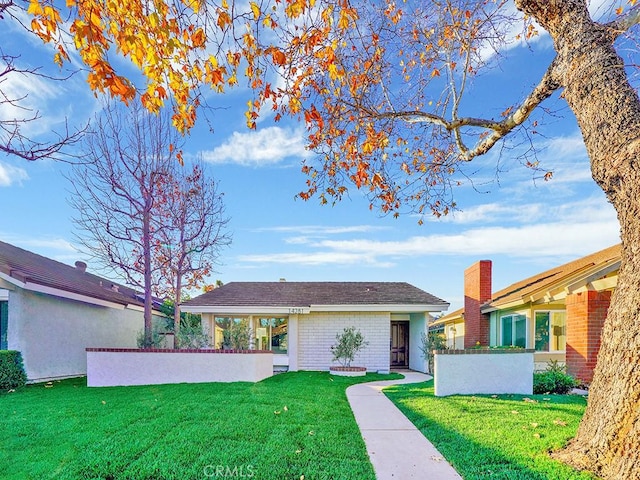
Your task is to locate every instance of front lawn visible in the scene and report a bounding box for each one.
[385,380,593,480]
[1,372,399,480]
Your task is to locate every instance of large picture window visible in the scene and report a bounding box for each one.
[213,316,287,353]
[534,311,566,352]
[500,314,526,348]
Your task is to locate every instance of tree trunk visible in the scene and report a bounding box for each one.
[515,1,640,478]
[174,276,182,349]
[143,198,154,348]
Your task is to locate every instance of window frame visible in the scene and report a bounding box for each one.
[534,310,567,353]
[499,313,527,348]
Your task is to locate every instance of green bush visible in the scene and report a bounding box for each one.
[0,350,27,390]
[533,361,576,394]
[176,322,210,349]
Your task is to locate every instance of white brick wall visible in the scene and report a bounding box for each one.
[297,312,390,371]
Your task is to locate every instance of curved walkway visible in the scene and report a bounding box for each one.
[346,372,462,480]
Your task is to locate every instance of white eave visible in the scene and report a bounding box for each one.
[182,303,448,315]
[0,271,127,310]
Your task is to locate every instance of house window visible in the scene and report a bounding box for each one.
[213,317,288,353]
[257,318,287,354]
[535,311,566,352]
[500,314,526,348]
[1,301,7,350]
[214,317,251,349]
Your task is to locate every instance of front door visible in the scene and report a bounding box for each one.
[390,321,409,368]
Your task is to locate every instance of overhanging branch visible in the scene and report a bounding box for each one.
[359,55,561,162]
[460,56,561,160]
[606,4,640,37]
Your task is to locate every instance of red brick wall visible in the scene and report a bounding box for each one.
[464,260,492,348]
[565,290,611,383]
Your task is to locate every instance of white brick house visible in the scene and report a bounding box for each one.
[181,282,449,373]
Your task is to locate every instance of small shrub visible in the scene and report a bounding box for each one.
[0,350,27,390]
[419,331,447,374]
[136,322,166,348]
[331,327,368,367]
[176,322,210,349]
[533,361,576,394]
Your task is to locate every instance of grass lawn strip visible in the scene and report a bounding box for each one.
[1,372,400,480]
[384,380,594,480]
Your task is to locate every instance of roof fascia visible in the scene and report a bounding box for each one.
[310,303,447,312]
[27,283,127,309]
[481,299,526,314]
[0,272,127,309]
[565,261,620,293]
[528,260,620,304]
[182,303,448,315]
[181,306,311,315]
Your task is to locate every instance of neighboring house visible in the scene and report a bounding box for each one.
[432,244,620,382]
[181,281,449,373]
[0,240,165,382]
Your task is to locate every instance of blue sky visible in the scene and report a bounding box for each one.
[0,2,622,312]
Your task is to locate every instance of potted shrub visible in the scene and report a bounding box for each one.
[329,327,368,376]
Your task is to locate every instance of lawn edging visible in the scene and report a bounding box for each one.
[86,348,273,386]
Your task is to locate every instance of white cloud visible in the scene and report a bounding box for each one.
[253,225,389,235]
[237,251,395,268]
[237,199,619,268]
[314,220,619,259]
[0,163,29,186]
[200,126,307,166]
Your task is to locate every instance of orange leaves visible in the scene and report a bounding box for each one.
[268,47,287,66]
[191,28,206,48]
[217,10,232,29]
[304,105,324,130]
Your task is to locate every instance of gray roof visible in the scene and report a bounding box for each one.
[0,240,150,308]
[183,281,448,308]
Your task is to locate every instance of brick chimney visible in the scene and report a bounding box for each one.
[464,260,492,348]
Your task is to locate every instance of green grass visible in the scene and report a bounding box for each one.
[384,380,594,480]
[1,371,400,480]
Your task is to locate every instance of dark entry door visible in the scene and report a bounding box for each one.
[390,321,409,368]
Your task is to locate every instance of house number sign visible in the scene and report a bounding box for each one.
[288,307,305,314]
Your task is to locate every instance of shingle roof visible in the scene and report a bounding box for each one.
[487,244,621,309]
[183,281,448,308]
[0,240,147,307]
[434,244,621,324]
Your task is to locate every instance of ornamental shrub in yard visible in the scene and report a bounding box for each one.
[533,361,577,395]
[331,327,368,367]
[0,350,27,390]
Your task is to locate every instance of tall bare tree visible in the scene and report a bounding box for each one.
[154,161,231,346]
[68,100,181,346]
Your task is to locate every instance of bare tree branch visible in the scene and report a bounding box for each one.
[606,4,640,37]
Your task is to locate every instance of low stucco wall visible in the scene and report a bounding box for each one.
[86,348,273,387]
[434,349,534,397]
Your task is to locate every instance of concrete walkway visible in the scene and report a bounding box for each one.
[346,372,462,480]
